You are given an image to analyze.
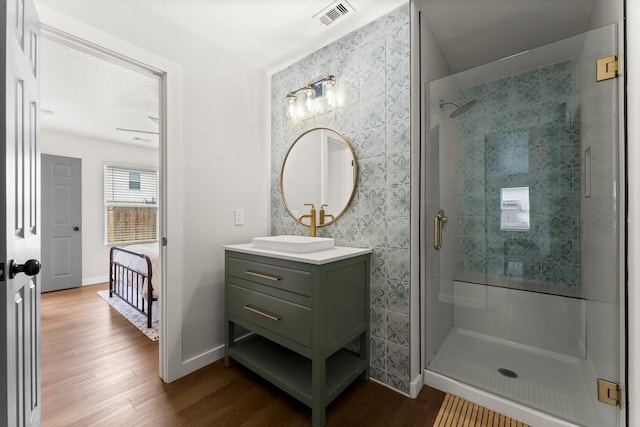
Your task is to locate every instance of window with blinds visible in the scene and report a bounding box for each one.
[104,165,158,244]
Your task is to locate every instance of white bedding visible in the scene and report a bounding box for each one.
[112,243,160,300]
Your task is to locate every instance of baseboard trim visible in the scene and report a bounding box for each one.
[180,344,225,378]
[83,275,108,286]
[409,372,424,398]
[369,378,411,398]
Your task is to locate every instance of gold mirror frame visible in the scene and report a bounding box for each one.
[280,127,358,228]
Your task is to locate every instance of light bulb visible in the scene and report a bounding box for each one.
[322,75,337,108]
[286,93,297,119]
[296,95,306,119]
[305,85,316,114]
[305,85,315,97]
[325,86,336,107]
[324,75,336,87]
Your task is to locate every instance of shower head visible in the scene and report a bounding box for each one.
[439,99,477,118]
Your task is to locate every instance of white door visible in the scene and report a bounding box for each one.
[41,154,81,292]
[1,0,41,425]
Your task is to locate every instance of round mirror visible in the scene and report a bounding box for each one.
[281,127,357,227]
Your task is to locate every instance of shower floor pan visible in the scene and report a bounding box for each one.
[428,327,604,427]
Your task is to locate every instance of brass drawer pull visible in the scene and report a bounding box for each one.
[244,270,281,281]
[243,305,281,321]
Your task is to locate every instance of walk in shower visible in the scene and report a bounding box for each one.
[423,24,623,427]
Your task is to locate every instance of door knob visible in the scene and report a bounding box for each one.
[9,259,41,279]
[73,226,80,231]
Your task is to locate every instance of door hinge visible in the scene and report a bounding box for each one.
[0,262,4,281]
[598,378,622,408]
[597,55,620,81]
[162,237,167,246]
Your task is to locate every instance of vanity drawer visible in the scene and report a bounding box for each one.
[227,256,312,297]
[227,283,311,348]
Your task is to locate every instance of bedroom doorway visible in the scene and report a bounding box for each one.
[39,24,166,377]
[40,26,162,286]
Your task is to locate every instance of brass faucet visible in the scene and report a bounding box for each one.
[298,203,317,237]
[319,204,335,225]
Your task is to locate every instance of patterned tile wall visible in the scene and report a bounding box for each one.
[458,60,580,287]
[270,4,412,393]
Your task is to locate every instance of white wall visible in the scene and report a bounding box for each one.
[40,128,158,285]
[37,3,271,381]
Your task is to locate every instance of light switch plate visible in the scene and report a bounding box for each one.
[234,209,244,226]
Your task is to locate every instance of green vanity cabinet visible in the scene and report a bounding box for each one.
[224,245,371,427]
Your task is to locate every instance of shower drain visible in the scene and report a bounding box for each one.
[498,368,518,379]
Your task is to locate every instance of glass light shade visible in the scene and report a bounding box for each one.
[324,75,336,87]
[286,76,339,120]
[286,93,297,119]
[305,85,316,113]
[296,95,306,119]
[324,84,337,108]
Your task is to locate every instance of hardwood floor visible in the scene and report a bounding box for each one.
[41,283,445,426]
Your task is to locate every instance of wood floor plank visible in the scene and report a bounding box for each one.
[42,284,534,427]
[42,283,448,426]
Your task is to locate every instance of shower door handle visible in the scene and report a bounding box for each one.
[434,210,448,250]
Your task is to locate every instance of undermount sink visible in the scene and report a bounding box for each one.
[252,235,335,253]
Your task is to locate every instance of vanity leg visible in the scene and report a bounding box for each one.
[359,330,370,381]
[311,357,326,427]
[224,355,234,367]
[224,321,235,368]
[311,408,326,427]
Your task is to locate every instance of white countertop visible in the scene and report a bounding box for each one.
[223,243,371,265]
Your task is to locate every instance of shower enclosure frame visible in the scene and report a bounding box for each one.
[419,23,627,427]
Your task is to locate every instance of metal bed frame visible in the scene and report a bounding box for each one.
[109,246,156,328]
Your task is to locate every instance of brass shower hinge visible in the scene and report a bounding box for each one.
[597,54,620,81]
[598,378,622,408]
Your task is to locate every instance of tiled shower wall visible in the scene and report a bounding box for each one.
[459,60,581,288]
[270,4,412,392]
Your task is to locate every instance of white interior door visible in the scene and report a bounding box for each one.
[1,0,41,425]
[41,154,81,292]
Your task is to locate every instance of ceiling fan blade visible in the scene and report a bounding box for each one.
[115,127,159,135]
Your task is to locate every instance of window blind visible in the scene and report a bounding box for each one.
[104,166,157,206]
[104,165,158,243]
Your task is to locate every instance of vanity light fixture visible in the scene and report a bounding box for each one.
[285,74,338,120]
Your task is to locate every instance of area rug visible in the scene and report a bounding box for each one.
[434,393,529,427]
[97,290,159,341]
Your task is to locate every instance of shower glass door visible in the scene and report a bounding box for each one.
[425,24,622,427]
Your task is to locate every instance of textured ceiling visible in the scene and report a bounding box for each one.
[40,36,160,146]
[36,0,408,73]
[36,0,599,145]
[126,0,409,72]
[36,0,406,145]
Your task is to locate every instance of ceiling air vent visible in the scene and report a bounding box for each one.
[313,0,355,26]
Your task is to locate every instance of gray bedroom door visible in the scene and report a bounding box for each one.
[1,0,42,425]
[41,154,82,292]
